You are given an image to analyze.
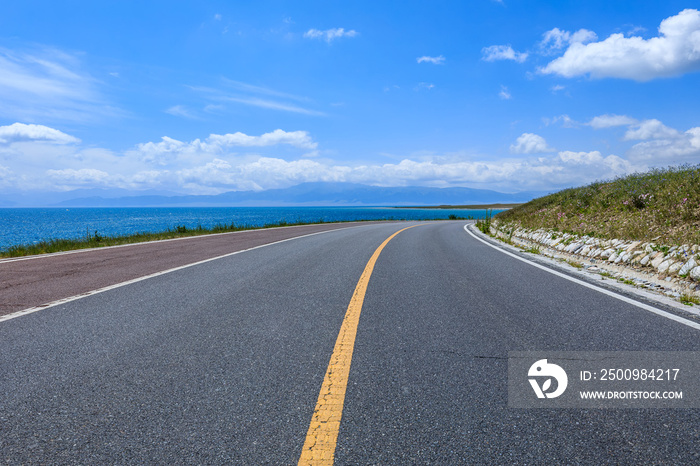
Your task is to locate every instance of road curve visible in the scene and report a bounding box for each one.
[1,221,699,464]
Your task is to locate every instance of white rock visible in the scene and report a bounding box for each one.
[679,258,697,276]
[600,248,615,259]
[608,253,619,263]
[657,260,673,273]
[690,266,700,281]
[625,241,641,252]
[651,254,666,269]
[580,246,591,256]
[639,254,652,266]
[668,262,683,275]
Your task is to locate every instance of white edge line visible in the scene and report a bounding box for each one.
[0,228,348,324]
[463,223,700,331]
[0,221,373,265]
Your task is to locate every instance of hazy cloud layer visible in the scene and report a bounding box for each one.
[0,121,653,195]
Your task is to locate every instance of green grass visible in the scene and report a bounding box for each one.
[496,164,700,246]
[680,294,700,306]
[475,209,493,234]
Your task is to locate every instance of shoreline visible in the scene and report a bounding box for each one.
[393,203,520,210]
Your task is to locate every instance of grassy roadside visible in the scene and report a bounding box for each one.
[495,165,700,246]
[394,203,521,209]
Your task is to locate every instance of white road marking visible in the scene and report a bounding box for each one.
[0,228,353,324]
[464,223,700,331]
[0,222,366,264]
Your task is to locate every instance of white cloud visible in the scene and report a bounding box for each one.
[510,133,555,154]
[587,114,638,129]
[540,9,700,80]
[131,129,318,167]
[481,45,528,63]
[207,129,317,149]
[304,28,358,43]
[586,115,700,163]
[499,85,511,100]
[0,125,647,195]
[417,55,446,65]
[623,119,680,140]
[627,125,700,162]
[164,152,640,194]
[539,27,597,54]
[0,122,80,145]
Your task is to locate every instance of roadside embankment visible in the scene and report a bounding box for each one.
[490,219,700,303]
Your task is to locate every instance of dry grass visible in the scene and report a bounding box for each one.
[496,165,700,246]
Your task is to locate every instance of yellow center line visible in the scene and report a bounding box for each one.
[298,224,422,465]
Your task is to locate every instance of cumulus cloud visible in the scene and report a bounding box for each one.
[304,28,358,43]
[132,130,318,167]
[623,119,680,141]
[626,124,700,162]
[417,55,446,65]
[207,129,317,149]
[540,9,700,80]
[539,27,597,54]
[510,133,555,154]
[0,122,80,145]
[481,45,528,63]
[587,114,700,163]
[164,151,639,194]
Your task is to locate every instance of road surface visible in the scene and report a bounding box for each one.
[1,221,699,464]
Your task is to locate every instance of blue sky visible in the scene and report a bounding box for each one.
[1,0,699,198]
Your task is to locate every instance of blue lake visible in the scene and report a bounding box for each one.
[0,206,503,251]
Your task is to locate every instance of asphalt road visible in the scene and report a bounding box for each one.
[1,221,699,464]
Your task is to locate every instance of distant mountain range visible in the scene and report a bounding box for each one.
[2,182,547,208]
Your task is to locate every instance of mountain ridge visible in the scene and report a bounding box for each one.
[5,182,546,207]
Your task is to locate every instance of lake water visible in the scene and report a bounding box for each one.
[0,206,503,251]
